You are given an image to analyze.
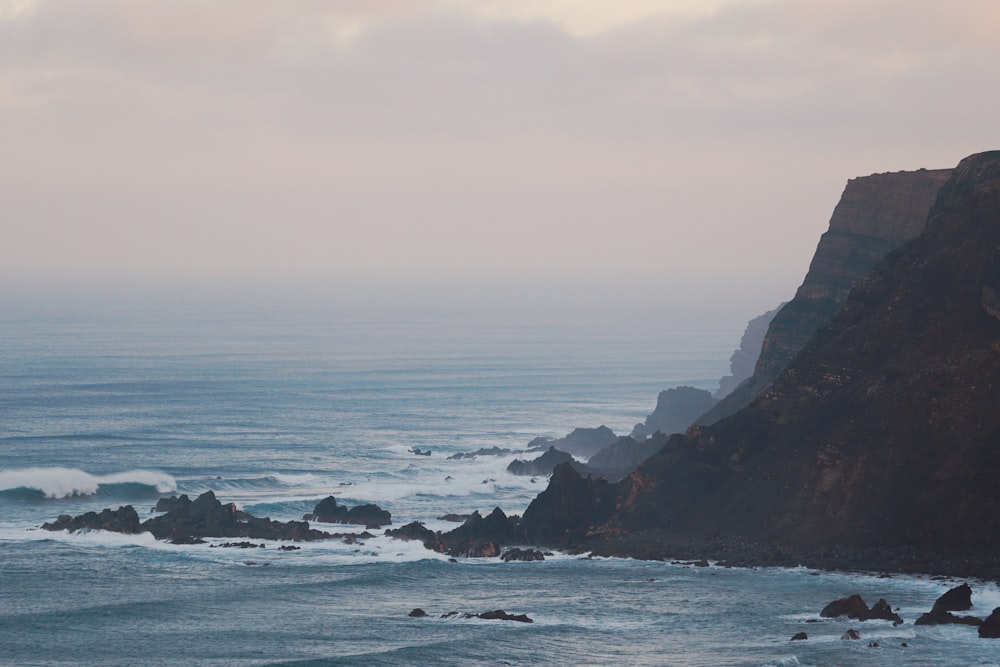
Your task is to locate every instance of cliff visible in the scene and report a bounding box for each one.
[697,167,952,425]
[521,151,1000,576]
[630,386,718,441]
[714,305,783,399]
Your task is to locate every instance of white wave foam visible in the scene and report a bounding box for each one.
[0,467,176,498]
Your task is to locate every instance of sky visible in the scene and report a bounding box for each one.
[2,0,999,315]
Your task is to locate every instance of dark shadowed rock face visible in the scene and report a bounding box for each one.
[980,608,1000,638]
[526,426,618,458]
[385,521,446,552]
[586,433,669,480]
[520,152,1000,575]
[631,387,718,440]
[933,583,973,613]
[821,594,869,620]
[520,463,616,543]
[698,167,951,426]
[440,508,518,557]
[304,496,391,528]
[42,506,142,534]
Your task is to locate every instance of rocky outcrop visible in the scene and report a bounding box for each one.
[303,496,391,528]
[526,426,617,458]
[518,152,1000,578]
[631,387,718,440]
[507,447,592,477]
[932,583,973,613]
[384,521,446,552]
[585,433,669,481]
[42,506,143,534]
[979,609,1000,638]
[714,305,783,399]
[697,167,951,426]
[821,594,868,619]
[446,447,514,460]
[440,508,518,557]
[500,547,547,561]
[46,491,335,542]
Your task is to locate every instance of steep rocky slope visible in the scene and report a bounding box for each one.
[698,167,952,425]
[521,152,1000,575]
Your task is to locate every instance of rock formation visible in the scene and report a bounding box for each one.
[714,305,783,399]
[519,152,1000,578]
[585,432,669,481]
[697,166,951,426]
[630,387,719,440]
[526,426,617,458]
[303,496,392,528]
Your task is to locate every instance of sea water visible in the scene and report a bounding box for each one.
[1,293,997,666]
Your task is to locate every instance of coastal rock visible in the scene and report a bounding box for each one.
[932,583,973,612]
[586,432,669,481]
[631,386,719,441]
[715,306,783,399]
[698,166,952,426]
[978,608,1000,638]
[437,513,471,522]
[790,632,808,641]
[446,447,514,460]
[476,609,533,623]
[303,496,391,528]
[914,609,982,626]
[507,447,591,477]
[520,463,615,543]
[384,521,446,552]
[820,594,869,619]
[526,426,618,458]
[860,598,903,625]
[517,152,1000,578]
[440,508,518,557]
[841,629,861,640]
[41,506,143,534]
[408,608,428,618]
[500,547,546,562]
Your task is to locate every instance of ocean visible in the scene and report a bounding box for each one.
[1,292,997,666]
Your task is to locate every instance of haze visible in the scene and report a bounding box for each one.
[3,0,998,315]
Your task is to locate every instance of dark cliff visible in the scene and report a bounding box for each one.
[521,152,1000,574]
[698,167,952,425]
[714,305,783,399]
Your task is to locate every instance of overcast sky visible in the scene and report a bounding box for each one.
[2,0,998,313]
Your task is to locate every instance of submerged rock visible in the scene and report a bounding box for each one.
[476,609,533,623]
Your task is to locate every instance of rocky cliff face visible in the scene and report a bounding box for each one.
[630,386,718,440]
[697,167,952,425]
[714,305,783,399]
[521,152,1000,574]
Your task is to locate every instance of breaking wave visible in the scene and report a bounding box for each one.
[0,467,177,500]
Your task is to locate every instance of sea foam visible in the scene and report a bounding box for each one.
[0,467,177,499]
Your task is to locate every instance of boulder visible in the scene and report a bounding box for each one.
[841,629,861,640]
[821,594,869,619]
[476,610,533,623]
[384,521,446,552]
[790,632,808,641]
[914,609,982,626]
[932,583,973,613]
[408,608,428,618]
[979,608,1000,638]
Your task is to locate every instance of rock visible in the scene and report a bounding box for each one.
[440,508,518,557]
[841,629,861,640]
[868,641,880,648]
[41,506,143,534]
[500,548,546,562]
[408,608,428,618]
[860,598,903,625]
[507,447,587,477]
[437,514,471,523]
[411,448,431,456]
[526,426,618,458]
[979,608,1000,638]
[476,609,533,623]
[630,387,720,441]
[586,432,669,481]
[210,541,265,549]
[932,583,973,612]
[304,496,391,528]
[384,521,445,552]
[714,306,784,399]
[446,447,514,460]
[698,166,951,426]
[519,463,616,542]
[278,545,300,551]
[790,632,808,641]
[914,609,982,626]
[821,594,869,619]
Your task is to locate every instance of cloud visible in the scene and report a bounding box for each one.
[1,0,998,303]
